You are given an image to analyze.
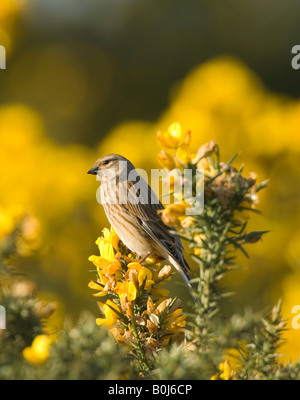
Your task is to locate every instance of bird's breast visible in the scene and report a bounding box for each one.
[100,181,154,256]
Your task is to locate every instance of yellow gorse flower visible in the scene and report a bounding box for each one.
[22,335,53,366]
[116,281,137,302]
[96,299,121,327]
[89,227,122,277]
[219,360,234,380]
[97,227,119,251]
[211,359,237,380]
[88,274,109,297]
[165,308,186,334]
[138,267,154,290]
[156,122,190,149]
[98,241,115,262]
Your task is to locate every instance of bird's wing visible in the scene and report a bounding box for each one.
[121,179,190,273]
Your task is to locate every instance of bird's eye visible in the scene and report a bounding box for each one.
[103,160,110,165]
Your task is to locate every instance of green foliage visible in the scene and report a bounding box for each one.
[34,313,131,380]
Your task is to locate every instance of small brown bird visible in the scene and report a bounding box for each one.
[87,154,192,290]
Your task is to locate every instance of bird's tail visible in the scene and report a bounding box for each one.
[167,255,198,303]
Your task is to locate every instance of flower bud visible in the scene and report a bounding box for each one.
[157,150,176,170]
[128,268,139,288]
[147,319,158,334]
[157,264,172,282]
[147,296,155,313]
[195,140,216,160]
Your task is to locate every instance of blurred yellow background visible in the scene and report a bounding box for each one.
[1,0,300,364]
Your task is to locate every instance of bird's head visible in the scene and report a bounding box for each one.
[87,154,134,181]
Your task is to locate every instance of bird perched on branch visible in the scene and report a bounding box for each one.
[87,154,192,292]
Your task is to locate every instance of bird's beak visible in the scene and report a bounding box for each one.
[87,166,99,175]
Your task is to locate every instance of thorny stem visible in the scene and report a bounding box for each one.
[130,313,151,373]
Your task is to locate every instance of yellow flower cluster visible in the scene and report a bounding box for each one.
[157,122,191,149]
[88,227,186,365]
[156,123,260,241]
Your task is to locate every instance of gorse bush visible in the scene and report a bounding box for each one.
[0,124,300,380]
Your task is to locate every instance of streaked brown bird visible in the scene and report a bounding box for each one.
[87,154,192,290]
